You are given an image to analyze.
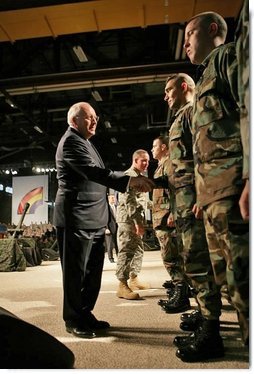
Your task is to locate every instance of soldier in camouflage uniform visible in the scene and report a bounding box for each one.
[116,149,151,300]
[151,135,190,311]
[174,11,249,362]
[236,0,249,221]
[162,73,222,320]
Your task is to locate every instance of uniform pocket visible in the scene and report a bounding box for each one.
[169,124,186,159]
[195,77,224,128]
[194,77,242,162]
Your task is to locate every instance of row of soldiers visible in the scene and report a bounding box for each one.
[114,2,249,363]
[153,4,249,362]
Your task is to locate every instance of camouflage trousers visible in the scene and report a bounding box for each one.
[115,223,145,281]
[203,197,249,316]
[174,185,222,319]
[155,228,185,283]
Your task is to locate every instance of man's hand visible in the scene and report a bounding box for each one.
[239,179,249,221]
[129,175,155,192]
[192,203,203,219]
[167,212,175,227]
[134,223,145,237]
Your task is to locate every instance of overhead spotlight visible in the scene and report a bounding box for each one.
[33,126,44,134]
[92,90,103,101]
[5,98,17,108]
[111,137,117,144]
[73,45,88,62]
[5,186,13,194]
[175,28,184,60]
[20,127,28,135]
[104,121,111,128]
[117,153,123,158]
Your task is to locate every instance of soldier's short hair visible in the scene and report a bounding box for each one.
[188,12,228,41]
[132,149,149,160]
[166,73,195,93]
[154,135,169,149]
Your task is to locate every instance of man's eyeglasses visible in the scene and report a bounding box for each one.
[75,115,99,122]
[84,116,100,122]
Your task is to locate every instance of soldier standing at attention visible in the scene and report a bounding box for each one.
[116,150,151,300]
[163,73,222,340]
[151,135,190,312]
[236,0,249,221]
[175,11,249,362]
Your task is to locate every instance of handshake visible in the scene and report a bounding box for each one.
[129,175,155,192]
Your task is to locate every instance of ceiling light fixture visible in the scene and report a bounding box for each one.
[2,74,171,95]
[104,121,111,128]
[5,98,17,108]
[73,45,88,63]
[33,125,44,134]
[111,137,117,144]
[91,90,103,101]
[175,28,184,60]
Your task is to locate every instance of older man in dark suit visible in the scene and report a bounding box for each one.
[53,102,154,339]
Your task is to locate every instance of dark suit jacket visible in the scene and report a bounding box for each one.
[53,127,129,229]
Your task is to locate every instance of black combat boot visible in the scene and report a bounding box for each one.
[180,309,204,331]
[173,330,197,348]
[161,282,191,314]
[166,283,193,298]
[176,319,224,362]
[158,283,176,306]
[162,280,175,289]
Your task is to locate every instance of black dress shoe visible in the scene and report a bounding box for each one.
[84,311,110,330]
[66,325,96,339]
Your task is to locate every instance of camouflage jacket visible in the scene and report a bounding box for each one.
[168,102,195,189]
[152,156,172,229]
[235,0,249,179]
[116,166,147,225]
[192,42,243,207]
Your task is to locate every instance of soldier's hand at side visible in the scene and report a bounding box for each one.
[167,212,175,227]
[129,176,155,192]
[192,203,203,219]
[239,179,249,221]
[134,223,145,237]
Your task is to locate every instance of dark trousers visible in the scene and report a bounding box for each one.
[56,227,105,324]
[105,231,118,260]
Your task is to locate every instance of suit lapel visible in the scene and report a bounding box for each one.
[88,140,105,168]
[69,127,105,168]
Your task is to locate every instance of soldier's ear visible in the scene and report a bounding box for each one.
[209,22,218,37]
[181,82,188,92]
